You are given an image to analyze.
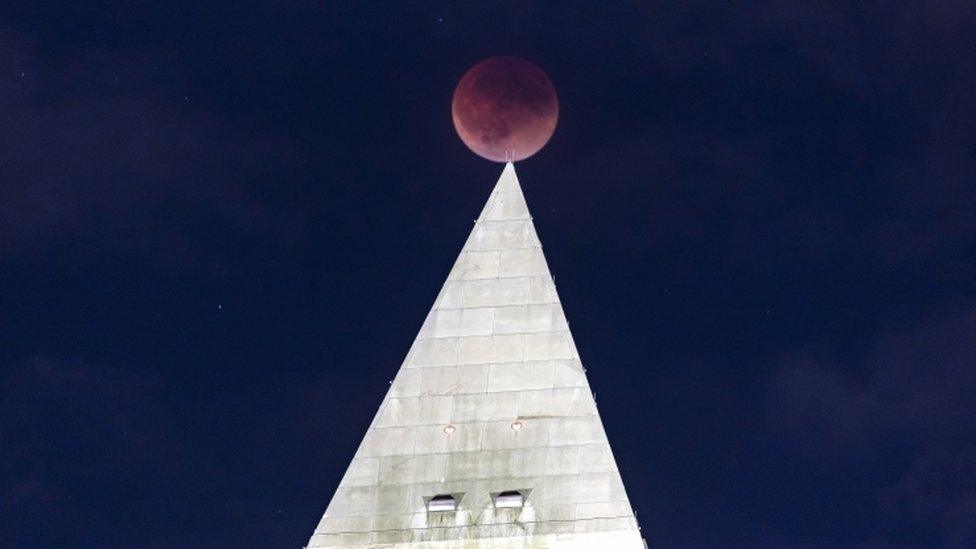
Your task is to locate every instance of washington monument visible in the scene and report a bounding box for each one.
[306,163,644,548]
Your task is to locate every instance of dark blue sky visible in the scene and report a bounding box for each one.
[2,2,974,548]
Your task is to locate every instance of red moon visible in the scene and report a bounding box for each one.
[452,57,559,163]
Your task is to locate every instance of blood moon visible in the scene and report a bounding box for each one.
[452,57,558,163]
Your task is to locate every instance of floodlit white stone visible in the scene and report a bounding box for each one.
[487,362,554,392]
[519,387,596,418]
[461,278,529,308]
[357,426,415,458]
[481,190,530,221]
[419,365,490,396]
[523,331,577,361]
[448,250,501,281]
[375,395,454,427]
[338,458,379,488]
[492,304,568,334]
[457,334,524,365]
[389,369,423,398]
[499,248,549,277]
[307,164,644,548]
[418,308,494,339]
[405,338,457,368]
[552,360,588,388]
[432,281,464,309]
[466,220,540,251]
[549,416,608,447]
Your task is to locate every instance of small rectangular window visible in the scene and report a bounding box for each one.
[427,494,457,512]
[494,490,524,508]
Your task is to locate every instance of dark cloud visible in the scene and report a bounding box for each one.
[0,26,303,270]
[0,354,178,542]
[762,304,976,546]
[554,1,975,278]
[1,29,195,252]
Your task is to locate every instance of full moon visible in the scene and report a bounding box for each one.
[452,56,559,163]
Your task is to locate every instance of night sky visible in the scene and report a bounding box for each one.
[3,3,975,548]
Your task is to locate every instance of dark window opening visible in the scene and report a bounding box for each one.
[494,490,524,508]
[427,494,457,512]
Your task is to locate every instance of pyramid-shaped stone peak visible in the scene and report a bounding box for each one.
[307,164,644,548]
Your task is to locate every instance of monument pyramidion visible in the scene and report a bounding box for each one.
[307,164,645,548]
